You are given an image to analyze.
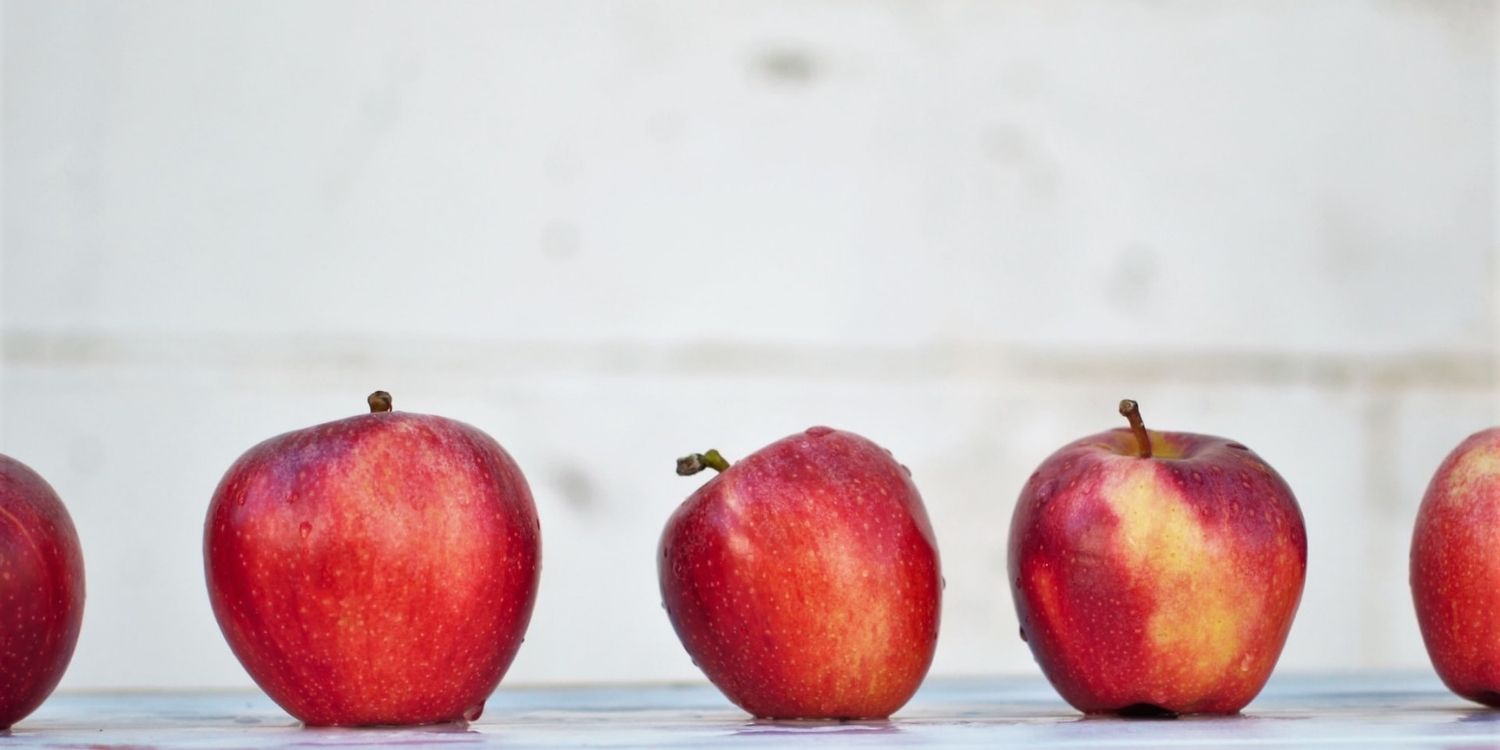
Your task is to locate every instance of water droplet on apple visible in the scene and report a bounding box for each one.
[299,522,312,539]
[900,464,912,476]
[940,576,946,590]
[805,426,834,438]
[1018,627,1027,642]
[1227,443,1248,451]
[462,702,484,722]
[1191,471,1204,484]
[235,495,246,507]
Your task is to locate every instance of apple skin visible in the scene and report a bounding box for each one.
[659,427,942,720]
[1411,428,1500,706]
[1008,425,1306,715]
[204,402,540,726]
[0,455,85,730]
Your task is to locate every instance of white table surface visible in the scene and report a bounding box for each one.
[7,673,1497,748]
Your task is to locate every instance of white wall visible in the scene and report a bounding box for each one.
[1,0,1495,690]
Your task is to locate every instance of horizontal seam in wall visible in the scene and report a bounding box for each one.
[0,332,1493,390]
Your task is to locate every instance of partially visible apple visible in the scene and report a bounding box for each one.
[0,454,85,730]
[1009,400,1306,715]
[659,427,942,719]
[204,391,540,726]
[1411,428,1500,705]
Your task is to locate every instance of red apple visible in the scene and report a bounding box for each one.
[204,391,540,726]
[1008,400,1306,715]
[0,454,85,730]
[658,427,942,719]
[1411,428,1500,705]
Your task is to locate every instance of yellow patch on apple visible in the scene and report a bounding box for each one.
[1104,461,1249,697]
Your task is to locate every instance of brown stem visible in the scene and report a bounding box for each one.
[1118,399,1152,458]
[368,391,393,413]
[676,449,731,476]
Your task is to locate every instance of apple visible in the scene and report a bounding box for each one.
[1008,400,1306,715]
[1411,427,1500,705]
[659,427,942,720]
[0,454,85,730]
[204,391,540,726]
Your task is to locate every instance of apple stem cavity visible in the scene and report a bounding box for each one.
[368,391,394,414]
[676,449,731,476]
[1118,399,1153,459]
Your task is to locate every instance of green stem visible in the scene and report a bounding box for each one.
[676,449,731,476]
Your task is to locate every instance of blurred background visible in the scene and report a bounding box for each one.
[1,1,1495,692]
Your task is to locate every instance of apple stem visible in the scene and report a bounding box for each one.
[676,450,731,476]
[368,391,393,413]
[1118,399,1153,459]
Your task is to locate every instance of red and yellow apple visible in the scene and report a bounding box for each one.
[1411,428,1500,705]
[0,454,85,730]
[204,391,540,726]
[1008,400,1306,715]
[659,427,942,719]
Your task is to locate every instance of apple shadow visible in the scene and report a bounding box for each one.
[1074,704,1181,722]
[1076,712,1178,723]
[1075,710,1307,725]
[733,718,903,738]
[295,719,483,745]
[1456,708,1500,724]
